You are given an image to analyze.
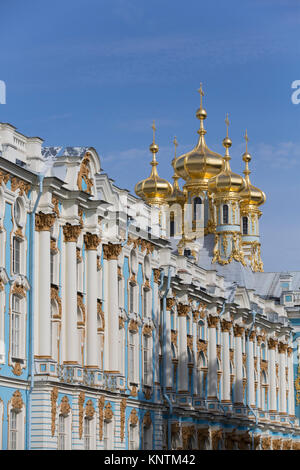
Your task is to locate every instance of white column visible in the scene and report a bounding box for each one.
[221,319,231,403]
[256,335,262,409]
[153,270,160,386]
[248,331,256,407]
[35,213,56,358]
[165,301,173,389]
[103,243,122,373]
[278,342,287,414]
[268,338,277,413]
[287,346,295,416]
[84,233,100,368]
[63,224,81,364]
[234,325,244,404]
[192,318,198,396]
[207,315,219,399]
[177,304,189,392]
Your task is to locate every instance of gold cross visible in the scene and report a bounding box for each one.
[173,136,178,158]
[152,120,156,143]
[198,83,204,107]
[244,129,249,152]
[225,113,230,137]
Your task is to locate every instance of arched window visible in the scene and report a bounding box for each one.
[128,331,136,383]
[11,295,21,359]
[223,205,229,224]
[242,216,248,235]
[103,419,114,450]
[51,300,60,362]
[143,335,151,386]
[9,410,18,450]
[198,320,205,340]
[170,217,175,237]
[12,237,21,274]
[193,197,202,221]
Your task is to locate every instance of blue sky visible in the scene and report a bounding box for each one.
[1,0,300,272]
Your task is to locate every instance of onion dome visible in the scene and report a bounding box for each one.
[174,84,223,191]
[208,114,245,196]
[167,137,186,206]
[135,121,172,206]
[240,130,266,207]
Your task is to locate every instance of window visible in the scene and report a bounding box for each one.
[143,425,152,450]
[128,332,135,383]
[242,216,248,235]
[103,420,113,450]
[14,199,22,227]
[222,205,229,224]
[193,197,202,221]
[170,219,175,237]
[143,336,150,385]
[143,289,148,318]
[9,410,18,450]
[129,424,137,450]
[13,238,21,274]
[129,284,135,313]
[11,295,21,359]
[84,417,91,450]
[58,415,66,450]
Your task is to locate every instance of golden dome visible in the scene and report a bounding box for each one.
[174,84,223,191]
[240,131,266,207]
[167,137,186,206]
[208,115,245,196]
[135,121,172,206]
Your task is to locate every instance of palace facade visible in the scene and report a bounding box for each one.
[0,87,300,450]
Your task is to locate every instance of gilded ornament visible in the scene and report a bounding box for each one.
[187,335,193,352]
[11,177,30,196]
[77,153,93,194]
[153,269,161,284]
[35,212,56,232]
[166,297,175,311]
[261,436,271,450]
[12,362,22,376]
[272,438,282,450]
[182,426,195,450]
[282,439,292,450]
[142,325,152,337]
[237,431,251,450]
[85,399,95,419]
[130,385,138,397]
[233,324,244,337]
[211,429,223,450]
[98,397,105,441]
[171,330,178,348]
[120,398,127,442]
[128,319,138,333]
[60,396,71,417]
[63,223,81,243]
[171,422,180,436]
[50,238,58,253]
[119,316,125,329]
[268,338,278,350]
[12,282,26,298]
[177,303,190,317]
[129,408,138,426]
[51,387,58,437]
[207,315,219,328]
[0,170,10,186]
[104,402,113,421]
[77,294,86,325]
[78,392,85,439]
[52,196,60,217]
[11,390,24,411]
[84,232,100,251]
[221,319,232,333]
[278,342,288,354]
[197,427,209,450]
[102,243,122,261]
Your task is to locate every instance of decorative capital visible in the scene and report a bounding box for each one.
[221,319,232,333]
[11,177,30,196]
[177,303,190,317]
[63,223,81,243]
[84,232,101,251]
[233,324,245,337]
[102,243,122,260]
[207,315,219,328]
[166,297,175,311]
[268,337,278,350]
[278,342,288,354]
[35,212,56,232]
